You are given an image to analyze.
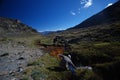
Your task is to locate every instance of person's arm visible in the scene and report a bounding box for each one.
[70,61,76,69]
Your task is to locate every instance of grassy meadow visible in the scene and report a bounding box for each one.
[20,33,120,80]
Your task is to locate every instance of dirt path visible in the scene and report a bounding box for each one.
[0,41,44,80]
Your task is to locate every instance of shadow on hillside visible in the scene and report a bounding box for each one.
[47,66,66,72]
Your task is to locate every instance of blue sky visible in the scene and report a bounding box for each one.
[0,0,118,32]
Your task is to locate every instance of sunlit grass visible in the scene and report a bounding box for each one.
[24,53,68,80]
[94,42,110,47]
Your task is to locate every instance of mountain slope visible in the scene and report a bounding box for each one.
[49,1,120,43]
[0,17,38,37]
[69,1,120,29]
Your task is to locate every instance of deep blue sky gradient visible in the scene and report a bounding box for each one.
[0,0,118,31]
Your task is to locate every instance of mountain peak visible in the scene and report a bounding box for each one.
[68,1,120,30]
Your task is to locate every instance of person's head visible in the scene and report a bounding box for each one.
[58,54,64,59]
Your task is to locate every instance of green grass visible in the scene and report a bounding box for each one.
[24,53,101,80]
[1,34,45,48]
[24,53,68,80]
[21,76,29,80]
[40,37,53,45]
[20,36,120,80]
[2,34,120,80]
[69,41,120,80]
[76,69,102,80]
[25,52,96,80]
[94,42,110,47]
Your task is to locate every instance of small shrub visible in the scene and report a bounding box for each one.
[0,38,7,41]
[27,61,41,66]
[76,69,102,80]
[31,70,47,80]
[21,76,29,80]
[34,39,41,46]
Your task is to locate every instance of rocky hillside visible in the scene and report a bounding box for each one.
[0,17,38,37]
[68,1,120,29]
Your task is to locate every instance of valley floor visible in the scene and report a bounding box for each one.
[0,36,120,80]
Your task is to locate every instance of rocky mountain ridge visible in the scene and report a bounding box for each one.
[0,17,38,37]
